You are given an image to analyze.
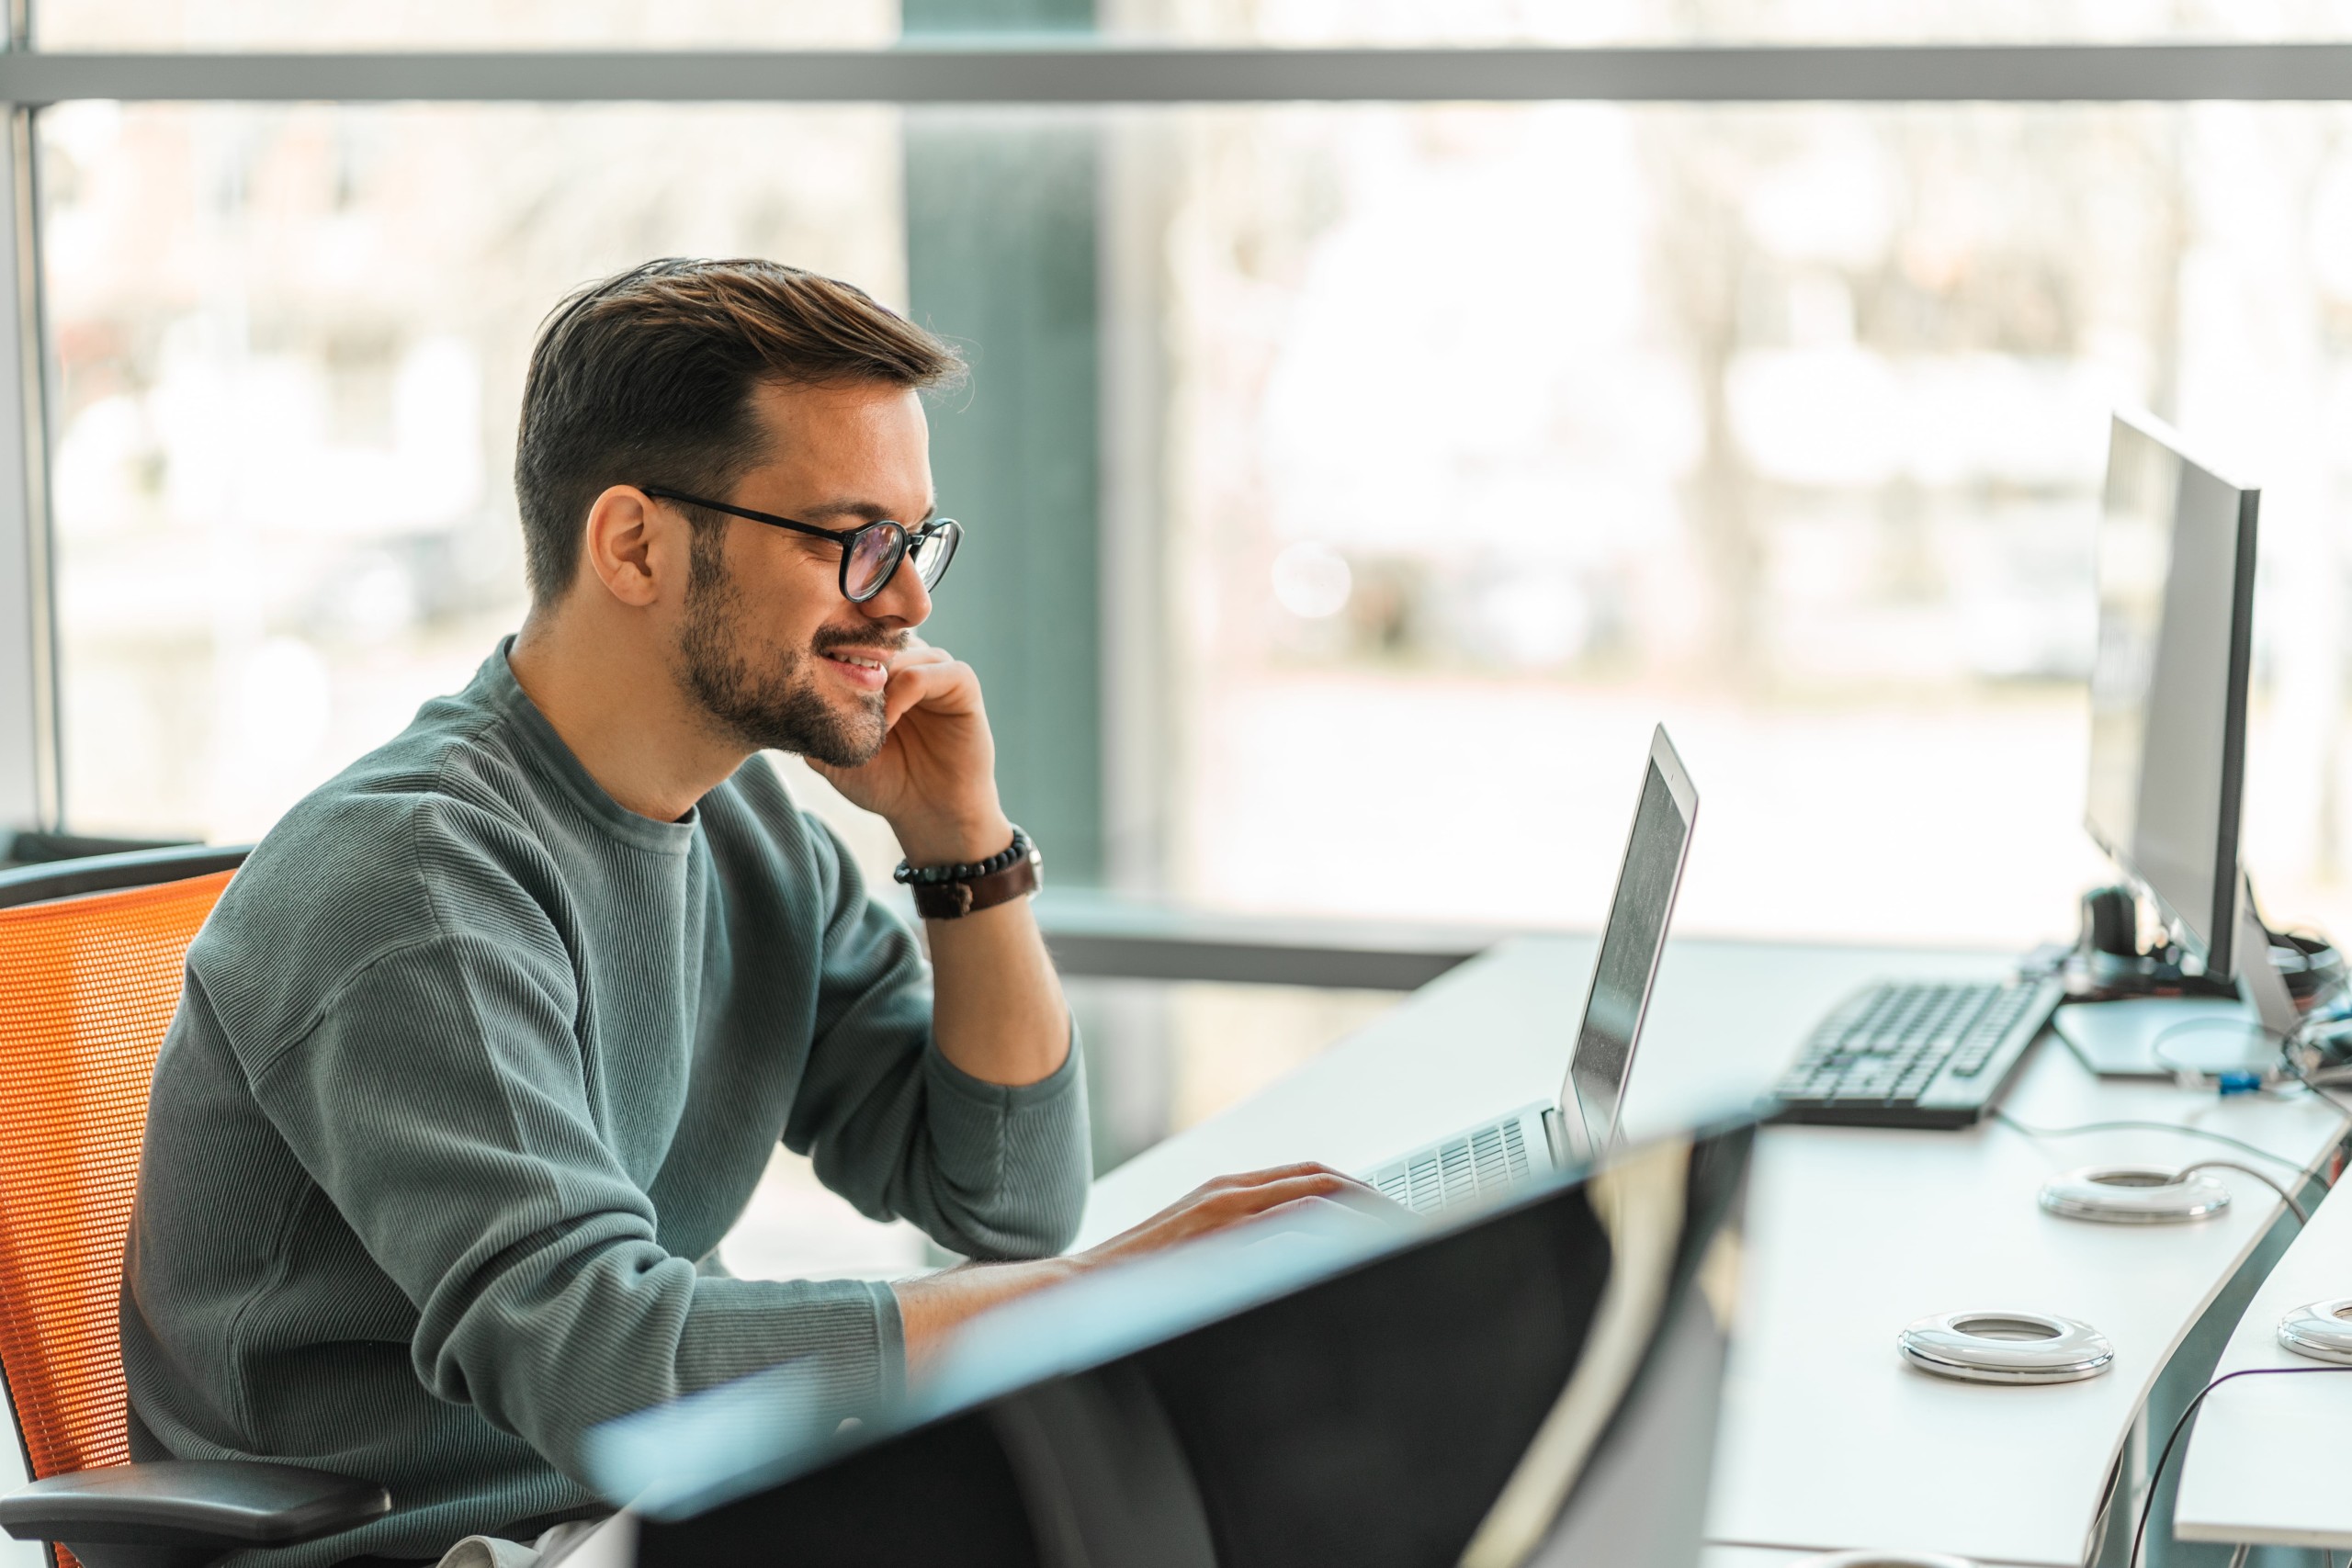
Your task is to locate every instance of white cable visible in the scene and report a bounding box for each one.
[1993,1110,2306,1170]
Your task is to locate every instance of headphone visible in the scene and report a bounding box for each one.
[2079,884,2344,1005]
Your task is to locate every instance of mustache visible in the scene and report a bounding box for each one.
[809,626,910,659]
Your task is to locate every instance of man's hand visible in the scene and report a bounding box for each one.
[808,638,1010,864]
[809,637,1066,1088]
[1077,1162,1404,1268]
[893,1164,1405,1373]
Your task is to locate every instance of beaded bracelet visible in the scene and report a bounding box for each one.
[894,826,1032,886]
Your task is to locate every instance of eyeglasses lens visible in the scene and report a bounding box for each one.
[843,524,905,601]
[910,523,959,590]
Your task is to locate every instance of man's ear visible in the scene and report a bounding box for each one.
[580,485,682,609]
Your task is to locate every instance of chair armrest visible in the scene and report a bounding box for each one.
[0,1460,390,1568]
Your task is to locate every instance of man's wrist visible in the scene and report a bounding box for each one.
[892,809,1017,868]
[894,1255,1087,1372]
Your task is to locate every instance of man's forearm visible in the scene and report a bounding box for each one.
[924,893,1069,1087]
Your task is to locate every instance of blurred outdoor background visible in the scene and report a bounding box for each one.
[39,0,2352,1269]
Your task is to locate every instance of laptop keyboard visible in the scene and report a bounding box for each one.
[1371,1117,1531,1214]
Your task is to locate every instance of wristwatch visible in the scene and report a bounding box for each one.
[895,828,1043,920]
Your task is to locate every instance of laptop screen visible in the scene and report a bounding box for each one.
[1562,728,1698,1157]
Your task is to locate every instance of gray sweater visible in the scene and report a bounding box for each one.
[119,642,1090,1566]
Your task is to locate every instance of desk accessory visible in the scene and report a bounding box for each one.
[2049,997,2276,1081]
[1768,975,2064,1129]
[2276,1298,2352,1365]
[2037,1165,2231,1224]
[1790,1554,1975,1568]
[1896,1311,2113,1384]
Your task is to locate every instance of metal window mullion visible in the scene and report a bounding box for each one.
[6,44,2352,105]
[1097,114,1173,900]
[0,102,56,839]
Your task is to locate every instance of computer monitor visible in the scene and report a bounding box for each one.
[2085,410,2260,980]
[594,1122,1758,1568]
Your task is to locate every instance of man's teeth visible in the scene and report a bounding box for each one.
[830,653,886,671]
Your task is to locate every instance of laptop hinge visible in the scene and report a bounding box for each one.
[1541,1105,1572,1168]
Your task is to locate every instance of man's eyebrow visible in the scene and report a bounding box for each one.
[797,497,940,526]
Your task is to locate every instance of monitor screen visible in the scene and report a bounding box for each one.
[2084,412,2257,975]
[1566,730,1696,1156]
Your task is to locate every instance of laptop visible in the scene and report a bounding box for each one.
[1363,725,1699,1214]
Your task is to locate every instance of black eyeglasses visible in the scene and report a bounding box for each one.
[639,484,962,604]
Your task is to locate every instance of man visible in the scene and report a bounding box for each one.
[123,258,1374,1567]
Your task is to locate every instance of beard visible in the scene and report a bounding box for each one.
[676,530,899,767]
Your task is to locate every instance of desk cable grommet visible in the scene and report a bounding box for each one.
[1788,1553,1979,1568]
[2278,1298,2352,1365]
[1896,1310,2114,1384]
[2037,1164,2232,1224]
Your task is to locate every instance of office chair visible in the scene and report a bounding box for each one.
[0,847,390,1568]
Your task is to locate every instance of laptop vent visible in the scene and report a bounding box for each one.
[1374,1117,1530,1214]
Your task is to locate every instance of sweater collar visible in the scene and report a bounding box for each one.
[472,637,701,855]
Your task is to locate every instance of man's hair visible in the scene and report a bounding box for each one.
[513,257,963,604]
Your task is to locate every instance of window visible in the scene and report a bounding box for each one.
[55,96,2352,952]
[48,100,902,842]
[1155,101,2352,951]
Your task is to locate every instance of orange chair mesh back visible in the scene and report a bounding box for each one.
[0,871,232,1485]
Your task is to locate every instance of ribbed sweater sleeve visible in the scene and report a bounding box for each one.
[245,930,898,1484]
[784,818,1091,1261]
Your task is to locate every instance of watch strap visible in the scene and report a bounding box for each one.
[909,843,1042,920]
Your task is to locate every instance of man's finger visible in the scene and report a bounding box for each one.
[1250,1192,1403,1236]
[1233,1163,1392,1210]
[1202,1161,1351,1191]
[1182,1168,1329,1208]
[880,660,976,730]
[1197,1170,1367,1224]
[885,640,952,672]
[1227,1172,1408,1228]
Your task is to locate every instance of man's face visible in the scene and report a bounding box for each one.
[673,379,937,767]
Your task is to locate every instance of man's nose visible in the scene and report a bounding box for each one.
[860,552,932,627]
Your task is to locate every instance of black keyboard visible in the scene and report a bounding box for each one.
[1770,976,2065,1129]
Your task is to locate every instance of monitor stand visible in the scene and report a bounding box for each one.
[2055,871,2299,1079]
[2235,869,2301,1043]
